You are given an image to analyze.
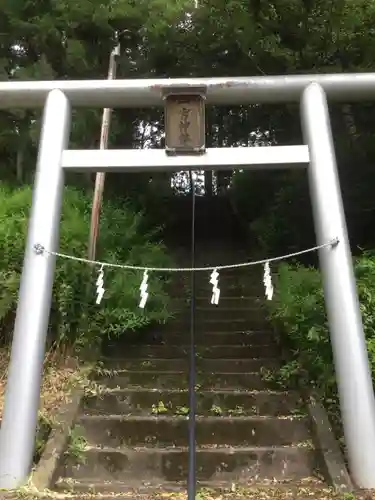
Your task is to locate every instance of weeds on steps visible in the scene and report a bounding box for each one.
[65,426,88,464]
[4,483,375,500]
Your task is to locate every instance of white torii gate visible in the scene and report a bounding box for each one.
[0,74,374,490]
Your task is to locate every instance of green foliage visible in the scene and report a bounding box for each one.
[251,176,315,256]
[3,0,375,214]
[0,183,172,350]
[65,426,88,464]
[268,255,375,400]
[34,412,53,463]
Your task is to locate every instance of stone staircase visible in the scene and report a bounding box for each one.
[53,197,324,495]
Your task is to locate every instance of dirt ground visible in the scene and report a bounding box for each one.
[0,347,86,422]
[3,486,375,500]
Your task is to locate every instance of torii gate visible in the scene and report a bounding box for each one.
[0,74,374,490]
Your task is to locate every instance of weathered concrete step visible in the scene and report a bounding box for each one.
[183,276,263,284]
[61,445,317,483]
[170,311,268,327]
[178,271,263,282]
[172,293,267,315]
[83,389,303,417]
[77,415,311,447]
[190,283,263,295]
[99,357,278,373]
[104,344,278,359]
[163,318,269,331]
[190,268,263,278]
[172,285,263,299]
[174,297,266,309]
[193,284,263,294]
[173,286,263,297]
[97,371,268,391]
[54,479,328,496]
[192,308,267,322]
[166,331,275,346]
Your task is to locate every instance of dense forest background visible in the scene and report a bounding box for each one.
[1,0,375,256]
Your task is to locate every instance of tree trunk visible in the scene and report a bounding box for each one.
[205,170,213,196]
[341,104,359,144]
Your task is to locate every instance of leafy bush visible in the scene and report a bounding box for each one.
[0,183,173,351]
[268,254,375,398]
[230,170,316,259]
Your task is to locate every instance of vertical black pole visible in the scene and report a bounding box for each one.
[187,169,196,500]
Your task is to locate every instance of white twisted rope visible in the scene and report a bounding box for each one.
[33,237,339,273]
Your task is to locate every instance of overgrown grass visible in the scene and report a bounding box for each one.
[0,183,174,352]
[267,253,375,444]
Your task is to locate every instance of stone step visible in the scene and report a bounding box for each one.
[103,344,278,359]
[182,280,263,292]
[99,357,278,373]
[165,331,274,346]
[193,283,263,294]
[54,479,327,496]
[77,415,311,447]
[83,389,303,417]
[172,272,262,284]
[177,275,263,287]
[190,308,267,322]
[172,288,263,300]
[161,318,270,332]
[96,371,268,391]
[174,297,266,308]
[170,313,269,327]
[60,445,317,484]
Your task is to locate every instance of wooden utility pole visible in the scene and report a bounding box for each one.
[87,39,120,261]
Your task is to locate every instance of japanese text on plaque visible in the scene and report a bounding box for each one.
[179,106,192,146]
